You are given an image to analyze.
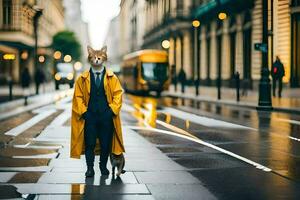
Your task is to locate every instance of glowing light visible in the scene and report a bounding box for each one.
[74,61,82,71]
[64,55,72,63]
[218,12,227,20]
[38,55,45,63]
[55,73,61,81]
[161,40,170,49]
[192,20,200,27]
[3,54,15,60]
[53,51,62,60]
[67,73,74,80]
[21,51,28,60]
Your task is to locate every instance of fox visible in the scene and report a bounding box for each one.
[87,45,107,67]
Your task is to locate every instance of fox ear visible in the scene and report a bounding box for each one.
[87,45,94,54]
[101,45,107,53]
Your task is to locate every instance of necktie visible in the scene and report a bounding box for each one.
[95,72,101,88]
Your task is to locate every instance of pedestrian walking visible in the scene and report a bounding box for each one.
[171,65,178,92]
[21,67,31,105]
[241,78,250,96]
[34,68,45,95]
[71,45,125,177]
[271,56,285,97]
[178,68,186,93]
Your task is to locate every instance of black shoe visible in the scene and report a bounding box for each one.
[100,165,109,175]
[85,167,95,177]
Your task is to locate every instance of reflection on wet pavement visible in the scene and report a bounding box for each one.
[126,94,300,182]
[1,92,300,199]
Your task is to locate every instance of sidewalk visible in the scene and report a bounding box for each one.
[0,86,73,121]
[9,109,216,199]
[0,82,56,104]
[164,85,300,114]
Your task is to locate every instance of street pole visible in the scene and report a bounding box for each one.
[33,7,43,95]
[217,12,227,100]
[257,0,273,110]
[217,35,221,100]
[194,26,199,96]
[192,20,200,96]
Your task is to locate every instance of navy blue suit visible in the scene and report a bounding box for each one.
[83,68,114,168]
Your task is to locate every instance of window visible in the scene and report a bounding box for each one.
[141,62,168,81]
[3,0,12,25]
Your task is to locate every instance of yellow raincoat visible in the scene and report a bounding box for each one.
[70,68,125,159]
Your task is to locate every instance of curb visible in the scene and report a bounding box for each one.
[0,89,73,122]
[163,93,300,115]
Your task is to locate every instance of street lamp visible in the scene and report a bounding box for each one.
[218,12,227,20]
[53,51,62,60]
[38,55,45,63]
[257,0,273,110]
[32,6,43,95]
[74,61,83,71]
[217,12,227,100]
[162,40,170,49]
[64,55,72,63]
[192,20,200,96]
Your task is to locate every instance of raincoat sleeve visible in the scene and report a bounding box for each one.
[72,77,87,118]
[109,75,123,115]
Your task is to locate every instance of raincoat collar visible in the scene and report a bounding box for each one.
[81,66,114,79]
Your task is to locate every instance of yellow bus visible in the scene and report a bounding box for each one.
[121,49,170,96]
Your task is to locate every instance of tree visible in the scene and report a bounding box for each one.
[51,30,81,61]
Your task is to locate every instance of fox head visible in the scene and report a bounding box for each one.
[87,45,107,66]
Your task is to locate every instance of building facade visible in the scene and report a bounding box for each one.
[140,0,300,88]
[104,16,122,71]
[63,0,90,69]
[0,0,65,84]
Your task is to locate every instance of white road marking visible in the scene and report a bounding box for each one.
[275,118,300,125]
[46,109,70,128]
[13,153,58,159]
[0,172,17,182]
[4,109,56,137]
[163,107,254,130]
[126,125,272,172]
[13,145,62,150]
[0,166,51,172]
[289,136,300,142]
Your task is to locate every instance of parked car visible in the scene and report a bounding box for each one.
[54,63,74,90]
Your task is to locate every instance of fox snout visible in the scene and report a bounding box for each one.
[94,56,104,65]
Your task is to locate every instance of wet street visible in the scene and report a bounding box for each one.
[1,92,300,199]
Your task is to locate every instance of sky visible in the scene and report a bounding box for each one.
[81,0,121,48]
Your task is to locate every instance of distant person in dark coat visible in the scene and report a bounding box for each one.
[34,68,45,95]
[178,68,186,93]
[271,56,285,97]
[21,67,31,88]
[21,67,31,105]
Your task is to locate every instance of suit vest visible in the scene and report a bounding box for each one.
[87,68,110,114]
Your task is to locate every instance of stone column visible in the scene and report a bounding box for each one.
[183,30,192,79]
[221,20,231,81]
[200,26,207,80]
[175,36,182,74]
[169,37,175,66]
[210,22,217,81]
[235,14,244,77]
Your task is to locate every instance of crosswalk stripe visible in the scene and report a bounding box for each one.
[4,110,56,137]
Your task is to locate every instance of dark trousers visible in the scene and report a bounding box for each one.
[272,78,283,97]
[84,113,113,167]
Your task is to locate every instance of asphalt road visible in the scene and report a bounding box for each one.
[0,93,300,199]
